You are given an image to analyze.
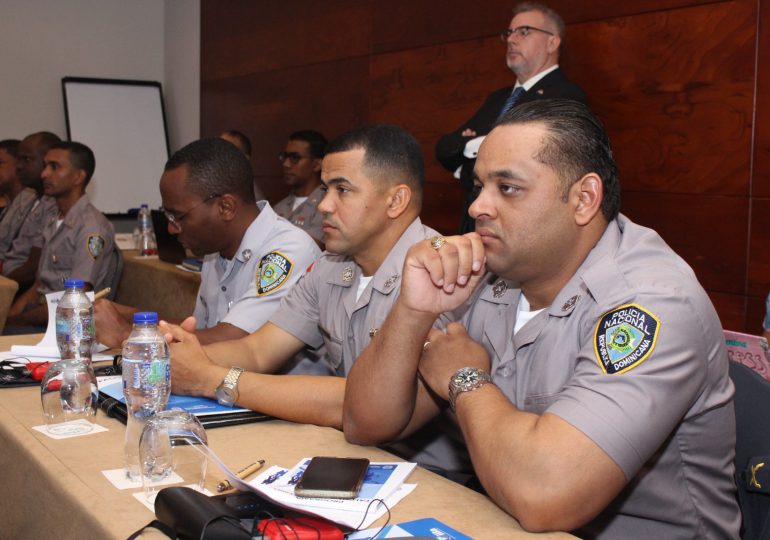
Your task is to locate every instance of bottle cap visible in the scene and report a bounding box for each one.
[140,203,148,208]
[63,278,85,289]
[133,311,159,324]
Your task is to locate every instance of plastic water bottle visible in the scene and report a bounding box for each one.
[122,312,171,480]
[41,278,98,435]
[55,278,95,360]
[136,204,157,256]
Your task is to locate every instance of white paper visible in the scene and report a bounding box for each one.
[102,467,184,490]
[32,420,108,439]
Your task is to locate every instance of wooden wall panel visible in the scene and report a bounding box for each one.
[568,1,754,196]
[709,291,747,331]
[201,57,369,202]
[201,0,372,82]
[749,198,770,296]
[755,0,770,198]
[621,192,748,294]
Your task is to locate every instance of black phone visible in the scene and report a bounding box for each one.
[294,456,370,499]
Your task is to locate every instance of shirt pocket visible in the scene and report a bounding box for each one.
[318,327,344,374]
[523,392,559,415]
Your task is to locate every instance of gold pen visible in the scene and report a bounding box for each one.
[93,287,111,301]
[216,460,266,492]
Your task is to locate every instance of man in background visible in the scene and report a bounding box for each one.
[1,131,61,288]
[273,130,327,246]
[436,2,586,233]
[95,138,321,374]
[7,141,115,330]
[220,129,265,201]
[0,139,36,257]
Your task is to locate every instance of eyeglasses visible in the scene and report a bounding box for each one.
[500,26,554,42]
[163,193,221,231]
[279,152,311,165]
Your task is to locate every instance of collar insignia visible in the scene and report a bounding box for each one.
[342,267,354,283]
[492,280,507,298]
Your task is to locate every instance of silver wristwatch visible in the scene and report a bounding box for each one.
[448,367,493,411]
[215,367,244,407]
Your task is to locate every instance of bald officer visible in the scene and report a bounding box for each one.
[7,141,114,329]
[95,138,321,369]
[162,125,465,475]
[345,101,739,538]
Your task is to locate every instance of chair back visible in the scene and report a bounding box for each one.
[105,247,124,301]
[0,275,19,333]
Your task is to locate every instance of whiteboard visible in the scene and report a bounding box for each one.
[62,77,170,214]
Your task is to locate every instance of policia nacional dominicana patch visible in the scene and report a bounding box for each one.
[594,303,660,375]
[257,251,293,296]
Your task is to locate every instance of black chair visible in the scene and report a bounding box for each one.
[731,360,770,539]
[104,246,123,301]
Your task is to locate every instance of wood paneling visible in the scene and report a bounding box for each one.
[201,0,769,332]
[568,1,754,196]
[201,0,372,82]
[621,192,748,294]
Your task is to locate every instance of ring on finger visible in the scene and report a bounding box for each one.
[430,236,447,250]
[423,341,431,352]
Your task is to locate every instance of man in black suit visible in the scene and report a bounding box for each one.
[436,2,586,233]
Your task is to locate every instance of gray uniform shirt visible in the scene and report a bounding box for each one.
[270,218,470,473]
[461,214,740,539]
[272,185,324,243]
[0,188,37,255]
[2,195,57,276]
[193,201,324,374]
[37,194,115,294]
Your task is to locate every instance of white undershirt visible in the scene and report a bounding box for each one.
[292,196,308,211]
[356,275,373,302]
[514,294,545,335]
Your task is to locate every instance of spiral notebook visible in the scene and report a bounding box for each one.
[97,378,270,429]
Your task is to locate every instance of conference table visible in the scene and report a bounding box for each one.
[0,334,574,540]
[115,250,200,319]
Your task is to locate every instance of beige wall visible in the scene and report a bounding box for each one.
[0,0,199,151]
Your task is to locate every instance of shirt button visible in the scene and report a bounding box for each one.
[499,366,512,377]
[221,286,226,292]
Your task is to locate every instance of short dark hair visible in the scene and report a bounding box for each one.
[497,99,620,221]
[220,130,251,157]
[26,131,62,155]
[325,124,424,205]
[50,141,96,185]
[288,130,328,159]
[512,2,565,39]
[165,138,255,203]
[0,139,20,157]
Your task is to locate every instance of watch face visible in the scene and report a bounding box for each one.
[216,385,236,405]
[453,368,479,388]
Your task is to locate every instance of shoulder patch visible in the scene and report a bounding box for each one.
[86,234,105,259]
[257,251,293,296]
[594,303,660,375]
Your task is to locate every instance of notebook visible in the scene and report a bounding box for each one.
[724,329,770,381]
[98,378,271,429]
[150,209,187,265]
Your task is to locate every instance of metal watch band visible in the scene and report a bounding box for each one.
[223,366,243,389]
[448,367,493,412]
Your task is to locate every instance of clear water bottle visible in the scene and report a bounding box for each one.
[122,311,171,480]
[41,278,98,435]
[136,204,157,256]
[55,278,95,360]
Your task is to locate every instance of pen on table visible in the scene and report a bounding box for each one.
[216,460,266,492]
[93,287,111,301]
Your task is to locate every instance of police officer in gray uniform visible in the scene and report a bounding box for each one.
[7,141,115,329]
[0,139,37,255]
[1,131,62,287]
[95,138,320,367]
[273,130,327,246]
[345,101,740,538]
[163,126,465,474]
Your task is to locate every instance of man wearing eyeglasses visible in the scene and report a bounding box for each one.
[274,130,327,246]
[436,2,586,234]
[94,138,322,368]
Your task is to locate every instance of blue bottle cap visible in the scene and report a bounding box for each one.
[133,311,159,324]
[63,278,85,289]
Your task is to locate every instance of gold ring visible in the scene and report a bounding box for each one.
[430,236,447,250]
[423,341,431,352]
